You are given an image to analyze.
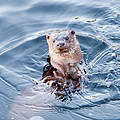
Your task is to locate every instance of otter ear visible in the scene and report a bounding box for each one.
[46,34,50,40]
[71,30,75,35]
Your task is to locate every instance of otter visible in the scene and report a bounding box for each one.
[46,30,83,80]
[39,30,87,101]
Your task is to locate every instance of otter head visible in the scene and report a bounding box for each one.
[46,30,76,54]
[46,30,82,73]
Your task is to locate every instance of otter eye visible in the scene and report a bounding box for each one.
[53,40,55,43]
[64,36,69,41]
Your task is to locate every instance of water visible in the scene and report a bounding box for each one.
[0,0,120,120]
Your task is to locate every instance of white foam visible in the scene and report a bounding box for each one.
[29,116,45,120]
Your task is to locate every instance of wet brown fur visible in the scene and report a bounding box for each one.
[42,30,83,99]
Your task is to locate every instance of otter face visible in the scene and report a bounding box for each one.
[46,30,76,53]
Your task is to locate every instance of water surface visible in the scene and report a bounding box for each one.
[0,0,120,120]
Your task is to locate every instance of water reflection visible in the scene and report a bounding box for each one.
[0,0,120,120]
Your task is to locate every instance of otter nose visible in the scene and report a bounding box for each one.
[57,43,65,47]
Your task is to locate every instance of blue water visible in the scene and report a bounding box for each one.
[0,0,120,120]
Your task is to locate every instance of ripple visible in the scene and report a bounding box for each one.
[0,0,120,120]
